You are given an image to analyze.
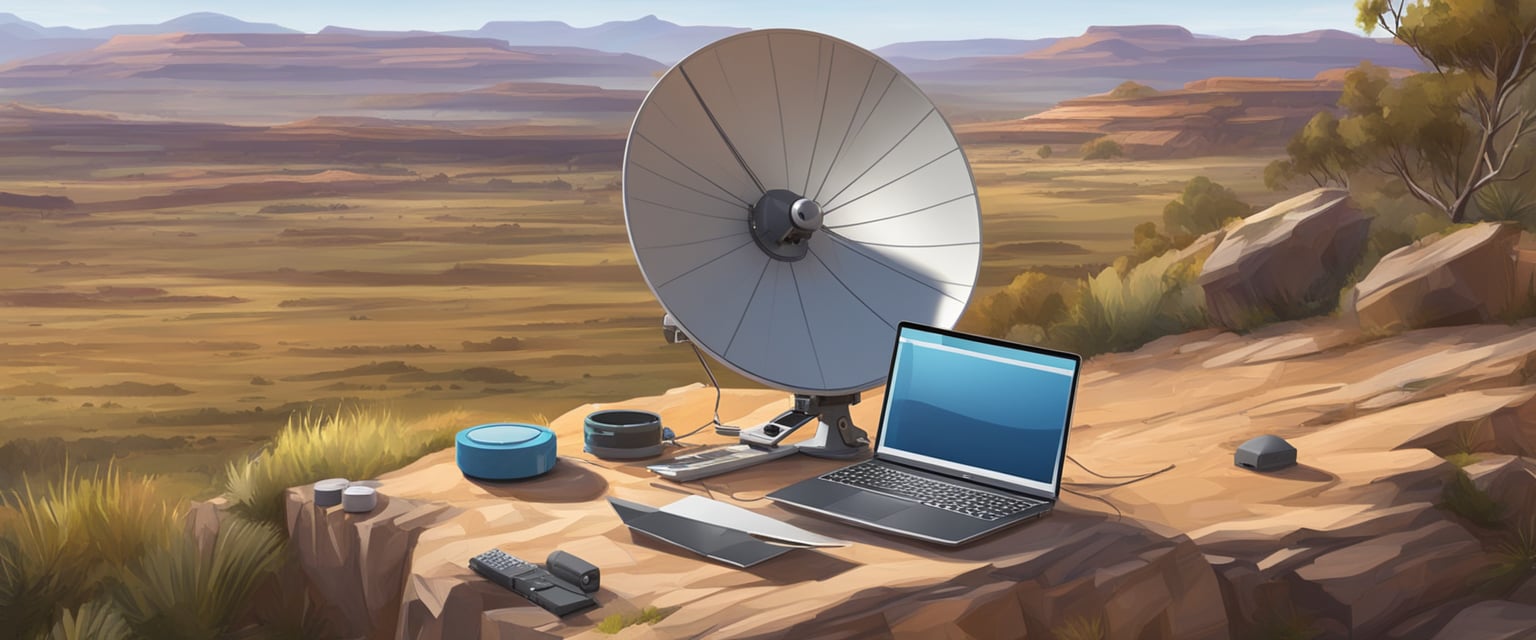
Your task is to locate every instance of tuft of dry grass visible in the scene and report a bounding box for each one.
[110,516,285,639]
[597,606,673,634]
[224,407,466,527]
[0,462,186,639]
[48,600,131,640]
[1052,250,1208,356]
[1052,615,1105,640]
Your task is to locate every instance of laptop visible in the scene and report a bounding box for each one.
[767,321,1081,546]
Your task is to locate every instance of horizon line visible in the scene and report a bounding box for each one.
[0,11,1379,48]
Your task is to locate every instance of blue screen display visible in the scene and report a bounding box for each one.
[877,327,1078,491]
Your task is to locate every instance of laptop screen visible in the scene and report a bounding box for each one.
[875,323,1080,497]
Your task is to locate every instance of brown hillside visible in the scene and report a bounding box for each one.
[354,81,645,112]
[954,67,1414,157]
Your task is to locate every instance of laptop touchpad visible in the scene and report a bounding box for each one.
[827,493,916,521]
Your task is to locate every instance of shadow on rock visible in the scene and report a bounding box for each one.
[618,528,861,584]
[465,458,608,503]
[1261,463,1336,483]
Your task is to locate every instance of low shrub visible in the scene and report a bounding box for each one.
[1051,250,1208,357]
[955,271,1079,338]
[1080,137,1123,161]
[1108,80,1159,99]
[1128,221,1197,270]
[1162,176,1252,236]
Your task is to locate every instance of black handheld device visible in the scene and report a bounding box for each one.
[469,548,598,617]
[547,550,601,593]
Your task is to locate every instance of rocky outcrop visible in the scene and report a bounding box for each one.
[1198,188,1369,330]
[286,489,462,639]
[285,316,1536,639]
[1351,222,1523,333]
[1429,601,1536,639]
[1465,455,1536,523]
[286,386,1228,640]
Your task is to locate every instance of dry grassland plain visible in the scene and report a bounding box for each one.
[0,138,1284,497]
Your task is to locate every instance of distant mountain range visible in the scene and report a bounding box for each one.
[0,11,294,39]
[0,13,1426,123]
[0,33,664,86]
[0,13,739,64]
[890,25,1423,87]
[0,12,1412,68]
[317,15,746,63]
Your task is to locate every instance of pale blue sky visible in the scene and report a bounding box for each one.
[5,1,1366,48]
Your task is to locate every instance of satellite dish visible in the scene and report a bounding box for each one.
[622,29,982,459]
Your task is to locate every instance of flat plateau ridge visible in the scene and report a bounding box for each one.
[271,316,1536,639]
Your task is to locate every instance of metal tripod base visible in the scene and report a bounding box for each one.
[794,393,869,459]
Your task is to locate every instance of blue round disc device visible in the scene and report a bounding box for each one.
[455,423,557,480]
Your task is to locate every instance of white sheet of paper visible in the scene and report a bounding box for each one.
[658,495,850,547]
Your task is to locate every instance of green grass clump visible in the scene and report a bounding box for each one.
[1473,516,1536,596]
[1052,615,1105,640]
[1440,469,1505,529]
[956,271,1079,338]
[48,600,131,640]
[959,238,1207,357]
[0,462,287,640]
[0,464,186,639]
[1498,518,1536,573]
[110,517,284,639]
[1442,419,1492,468]
[1445,452,1482,468]
[1052,250,1208,357]
[597,606,673,634]
[224,408,462,527]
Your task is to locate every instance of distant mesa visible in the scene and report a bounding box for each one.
[0,11,296,62]
[0,102,120,124]
[0,286,244,307]
[114,12,298,36]
[0,191,72,210]
[355,81,645,112]
[388,366,525,384]
[287,344,443,356]
[873,37,1061,60]
[1244,29,1368,44]
[461,336,521,352]
[953,67,1409,158]
[188,341,261,351]
[258,203,352,214]
[455,14,747,63]
[989,241,1091,256]
[279,361,424,382]
[0,381,193,396]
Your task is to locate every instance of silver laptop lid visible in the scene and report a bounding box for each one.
[873,322,1082,500]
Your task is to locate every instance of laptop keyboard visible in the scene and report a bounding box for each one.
[821,462,1042,521]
